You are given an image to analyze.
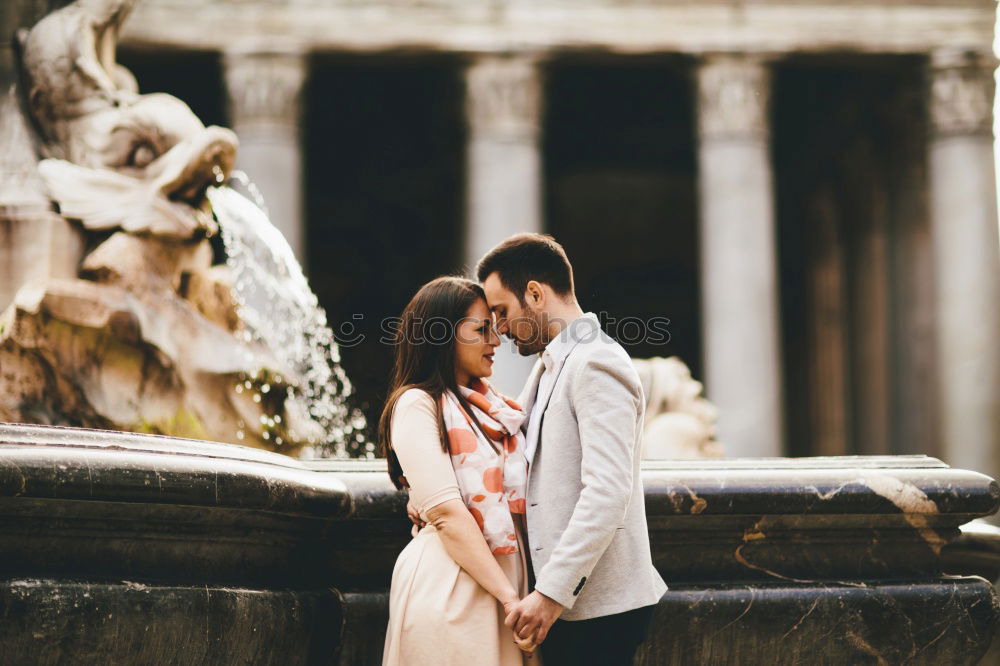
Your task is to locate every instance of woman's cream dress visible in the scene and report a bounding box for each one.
[382,388,532,666]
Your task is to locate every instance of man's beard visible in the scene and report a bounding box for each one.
[515,340,544,356]
[512,312,548,356]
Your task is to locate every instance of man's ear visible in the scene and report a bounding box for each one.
[525,280,545,308]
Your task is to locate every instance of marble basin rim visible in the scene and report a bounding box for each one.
[0,422,360,587]
[2,422,998,588]
[2,422,1000,665]
[0,421,352,515]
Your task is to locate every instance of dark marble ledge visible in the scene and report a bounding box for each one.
[0,423,309,470]
[305,455,950,473]
[0,442,352,518]
[641,468,1000,517]
[0,579,342,666]
[642,455,950,470]
[944,519,1000,582]
[954,519,1000,555]
[4,424,948,474]
[304,581,1000,666]
[312,459,1000,520]
[2,424,997,523]
[640,576,1000,666]
[1,577,993,666]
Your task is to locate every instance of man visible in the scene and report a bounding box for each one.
[476,233,667,664]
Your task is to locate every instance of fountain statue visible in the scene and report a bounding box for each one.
[0,0,366,457]
[634,356,723,459]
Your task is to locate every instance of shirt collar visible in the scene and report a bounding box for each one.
[540,312,600,370]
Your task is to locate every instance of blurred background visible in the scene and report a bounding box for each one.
[2,1,998,477]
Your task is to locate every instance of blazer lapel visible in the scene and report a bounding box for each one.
[531,317,600,460]
[535,338,579,422]
[518,358,545,430]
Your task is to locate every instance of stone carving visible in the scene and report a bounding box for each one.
[929,50,995,136]
[18,0,138,148]
[697,55,771,140]
[465,54,541,139]
[0,0,322,454]
[224,52,307,131]
[633,356,723,459]
[0,88,85,312]
[18,0,236,238]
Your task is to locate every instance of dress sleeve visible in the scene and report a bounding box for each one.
[390,389,462,513]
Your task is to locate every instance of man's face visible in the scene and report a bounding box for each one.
[482,273,547,356]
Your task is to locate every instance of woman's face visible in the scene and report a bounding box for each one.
[455,298,500,386]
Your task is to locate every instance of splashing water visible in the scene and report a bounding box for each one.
[207,175,368,457]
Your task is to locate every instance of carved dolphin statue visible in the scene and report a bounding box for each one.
[17,0,137,146]
[16,0,238,239]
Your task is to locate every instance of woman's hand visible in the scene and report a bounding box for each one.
[512,630,538,658]
[502,597,519,617]
[406,498,425,537]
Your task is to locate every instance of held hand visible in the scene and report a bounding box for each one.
[512,630,538,658]
[406,498,425,537]
[503,590,564,646]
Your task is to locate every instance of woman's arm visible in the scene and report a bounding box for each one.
[426,499,519,607]
[391,389,518,607]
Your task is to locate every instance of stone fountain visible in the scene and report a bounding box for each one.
[1,2,999,665]
[0,0,364,458]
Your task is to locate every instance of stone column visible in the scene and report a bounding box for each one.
[927,50,1000,480]
[1,0,50,93]
[0,2,18,94]
[224,51,308,262]
[464,54,543,395]
[0,90,83,314]
[696,55,784,457]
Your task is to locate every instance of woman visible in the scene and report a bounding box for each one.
[380,277,537,665]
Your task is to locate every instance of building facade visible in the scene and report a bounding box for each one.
[3,0,999,474]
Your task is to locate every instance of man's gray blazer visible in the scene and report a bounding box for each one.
[518,315,667,621]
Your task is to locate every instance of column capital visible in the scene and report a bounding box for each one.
[697,55,772,141]
[929,50,996,137]
[223,51,308,131]
[465,54,542,140]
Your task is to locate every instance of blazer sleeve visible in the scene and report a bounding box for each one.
[390,389,462,514]
[532,346,642,609]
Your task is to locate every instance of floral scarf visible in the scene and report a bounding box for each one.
[441,380,528,556]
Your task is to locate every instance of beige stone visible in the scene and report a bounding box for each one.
[634,356,723,460]
[0,0,323,455]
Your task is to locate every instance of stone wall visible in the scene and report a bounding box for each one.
[1,424,998,664]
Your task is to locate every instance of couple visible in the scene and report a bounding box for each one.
[380,234,667,665]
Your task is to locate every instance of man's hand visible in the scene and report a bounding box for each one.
[504,590,564,646]
[406,498,425,537]
[503,599,538,658]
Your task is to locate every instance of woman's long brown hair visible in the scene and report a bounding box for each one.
[378,276,489,489]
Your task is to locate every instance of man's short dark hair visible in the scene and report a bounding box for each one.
[476,233,575,304]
